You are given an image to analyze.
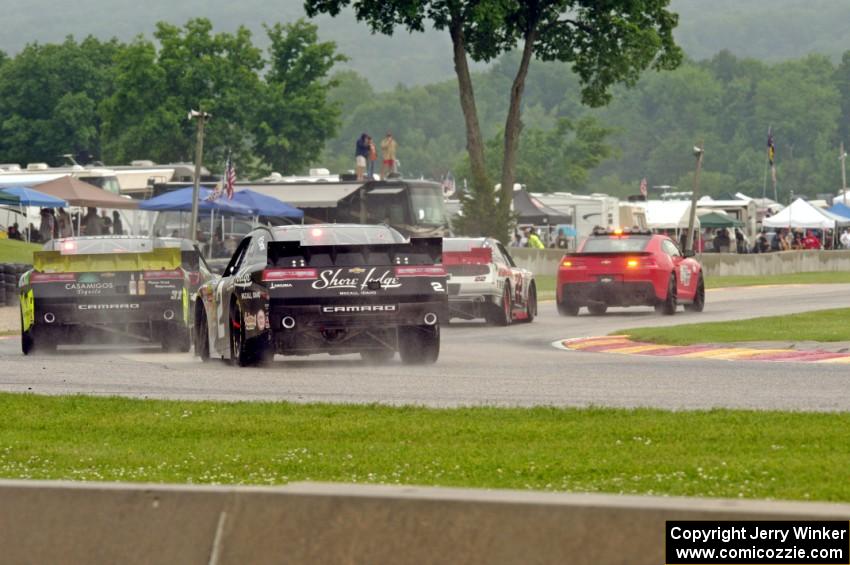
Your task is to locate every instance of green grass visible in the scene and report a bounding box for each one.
[536,271,850,301]
[0,238,39,264]
[0,393,849,501]
[706,271,850,288]
[620,308,850,346]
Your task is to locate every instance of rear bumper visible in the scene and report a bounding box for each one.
[33,298,186,327]
[560,281,660,307]
[269,300,448,332]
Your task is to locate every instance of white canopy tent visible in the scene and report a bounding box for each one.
[644,201,700,230]
[762,198,837,230]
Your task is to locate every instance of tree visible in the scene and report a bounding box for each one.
[101,18,343,174]
[0,37,122,165]
[253,21,346,174]
[305,0,681,240]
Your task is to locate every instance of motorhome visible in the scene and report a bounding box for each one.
[110,161,210,198]
[533,192,624,240]
[0,163,121,194]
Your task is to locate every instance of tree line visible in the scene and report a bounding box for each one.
[0,19,342,175]
[323,48,850,202]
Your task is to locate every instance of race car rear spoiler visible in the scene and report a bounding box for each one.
[268,237,443,268]
[443,247,492,266]
[33,248,182,274]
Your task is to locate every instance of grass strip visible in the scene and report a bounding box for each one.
[0,393,848,502]
[619,308,850,346]
[0,238,39,264]
[536,271,850,300]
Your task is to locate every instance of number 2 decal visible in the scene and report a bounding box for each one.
[431,282,445,292]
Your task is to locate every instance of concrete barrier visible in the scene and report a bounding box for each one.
[2,480,850,564]
[511,248,850,278]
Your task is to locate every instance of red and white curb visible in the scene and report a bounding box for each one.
[552,335,850,364]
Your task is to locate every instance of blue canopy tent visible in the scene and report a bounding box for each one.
[1,186,68,207]
[231,189,303,219]
[138,187,252,215]
[828,202,850,220]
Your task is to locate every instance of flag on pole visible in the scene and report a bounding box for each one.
[767,127,775,166]
[224,151,236,200]
[639,177,648,198]
[205,180,223,202]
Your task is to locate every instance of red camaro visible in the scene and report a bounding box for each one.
[556,228,705,316]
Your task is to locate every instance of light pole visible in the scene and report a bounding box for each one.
[685,142,704,253]
[188,108,211,243]
[840,142,847,205]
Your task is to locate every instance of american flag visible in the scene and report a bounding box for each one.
[767,127,775,166]
[224,151,236,200]
[639,177,648,198]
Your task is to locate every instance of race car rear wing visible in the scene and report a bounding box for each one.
[267,237,443,269]
[33,247,182,274]
[443,247,492,266]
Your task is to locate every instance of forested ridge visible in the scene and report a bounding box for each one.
[2,1,850,200]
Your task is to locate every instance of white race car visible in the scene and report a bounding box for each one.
[444,237,537,325]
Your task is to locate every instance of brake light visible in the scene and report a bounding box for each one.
[30,272,76,283]
[562,260,573,267]
[626,259,638,268]
[60,240,77,254]
[613,228,623,236]
[394,266,447,277]
[143,269,184,280]
[262,268,318,281]
[310,228,323,238]
[187,272,201,286]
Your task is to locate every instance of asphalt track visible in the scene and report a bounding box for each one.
[0,283,848,411]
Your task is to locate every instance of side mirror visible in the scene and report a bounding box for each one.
[682,249,696,258]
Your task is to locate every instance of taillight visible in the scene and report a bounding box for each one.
[262,268,318,281]
[394,266,447,277]
[560,259,584,268]
[143,269,184,280]
[187,272,201,286]
[626,259,639,268]
[30,272,76,283]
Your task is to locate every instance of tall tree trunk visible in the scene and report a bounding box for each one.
[449,19,490,207]
[500,29,538,216]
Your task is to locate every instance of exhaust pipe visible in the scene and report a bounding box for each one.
[423,312,438,326]
[163,309,175,321]
[281,316,296,329]
[43,312,56,324]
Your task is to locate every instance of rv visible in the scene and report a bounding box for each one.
[0,163,121,194]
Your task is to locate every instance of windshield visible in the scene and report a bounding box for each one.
[81,175,122,195]
[410,186,447,226]
[581,236,651,253]
[152,211,256,260]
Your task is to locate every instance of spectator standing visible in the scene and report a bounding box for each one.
[803,230,821,250]
[841,228,850,249]
[526,227,544,249]
[57,208,72,238]
[7,222,21,240]
[367,136,377,179]
[100,210,113,235]
[355,133,370,180]
[38,208,55,242]
[83,207,102,236]
[380,132,397,178]
[510,230,523,247]
[112,211,123,235]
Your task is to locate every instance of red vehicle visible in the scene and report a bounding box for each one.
[556,228,705,316]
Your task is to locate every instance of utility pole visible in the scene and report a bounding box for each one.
[188,108,211,243]
[841,141,847,205]
[685,142,704,253]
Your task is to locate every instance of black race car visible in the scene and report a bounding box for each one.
[19,236,213,354]
[194,224,448,366]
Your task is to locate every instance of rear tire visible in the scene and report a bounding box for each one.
[657,275,678,315]
[398,324,440,365]
[488,284,512,326]
[684,274,705,312]
[195,308,210,361]
[587,303,608,316]
[523,283,537,323]
[557,297,580,316]
[229,301,271,366]
[20,310,33,355]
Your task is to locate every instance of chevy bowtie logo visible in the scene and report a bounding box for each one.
[601,260,611,265]
[348,268,366,274]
